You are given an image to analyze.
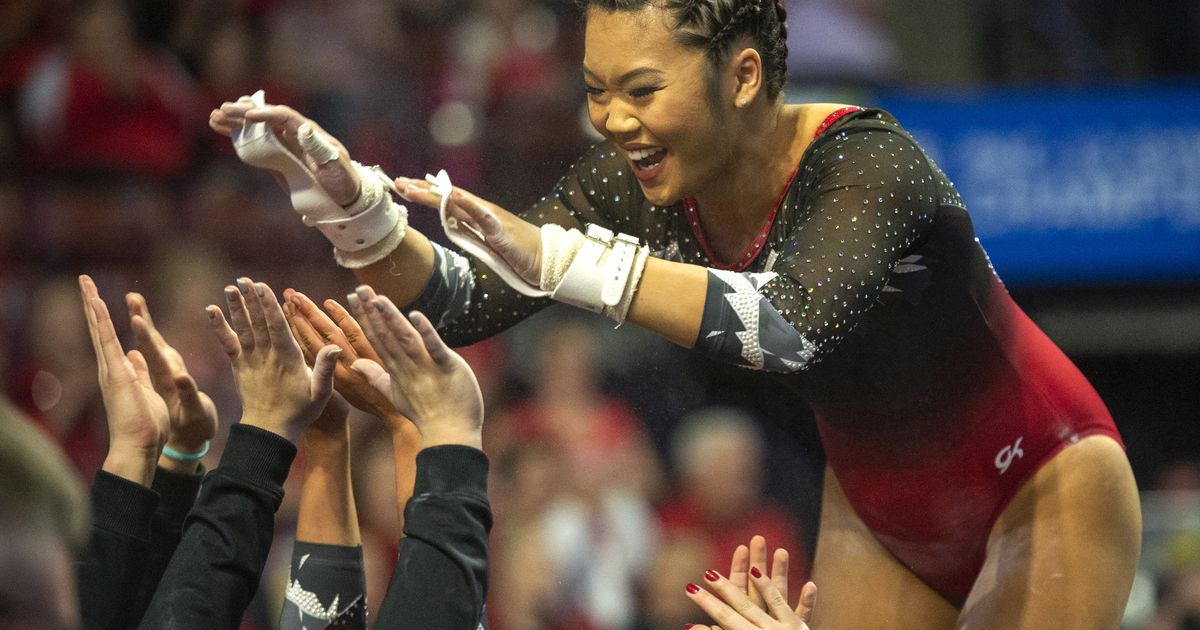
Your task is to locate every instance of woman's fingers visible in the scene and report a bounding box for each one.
[749,565,793,623]
[794,582,817,624]
[207,305,241,359]
[223,285,254,352]
[287,290,357,359]
[394,177,440,207]
[374,296,431,366]
[308,345,342,402]
[729,544,750,593]
[78,276,109,373]
[349,358,394,401]
[687,573,767,630]
[771,548,789,606]
[256,282,296,351]
[237,278,271,349]
[127,350,153,390]
[284,301,323,365]
[407,311,452,367]
[323,298,378,362]
[748,536,769,609]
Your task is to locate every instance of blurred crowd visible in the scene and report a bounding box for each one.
[1,0,1198,628]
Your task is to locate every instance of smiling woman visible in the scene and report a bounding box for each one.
[209,0,1142,627]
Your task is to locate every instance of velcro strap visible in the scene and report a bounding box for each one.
[312,199,405,252]
[550,225,615,313]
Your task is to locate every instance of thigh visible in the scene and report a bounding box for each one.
[810,467,959,630]
[959,435,1142,630]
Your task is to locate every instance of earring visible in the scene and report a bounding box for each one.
[738,98,748,108]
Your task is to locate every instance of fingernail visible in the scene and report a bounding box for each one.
[750,566,762,579]
[376,301,393,318]
[206,307,218,320]
[330,348,343,358]
[686,584,700,595]
[225,286,238,299]
[236,278,251,293]
[346,293,359,308]
[685,625,695,629]
[255,282,266,297]
[803,586,816,608]
[355,286,371,301]
[704,569,719,582]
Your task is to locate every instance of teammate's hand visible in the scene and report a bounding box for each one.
[209,97,360,206]
[685,566,816,630]
[80,275,169,485]
[208,278,340,440]
[346,286,483,449]
[126,292,218,469]
[282,288,417,439]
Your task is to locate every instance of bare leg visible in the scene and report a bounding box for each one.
[810,468,959,630]
[958,435,1141,629]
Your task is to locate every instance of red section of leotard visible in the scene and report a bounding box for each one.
[682,106,864,271]
[814,271,1122,606]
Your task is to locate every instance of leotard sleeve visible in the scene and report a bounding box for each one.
[407,142,641,346]
[694,125,939,372]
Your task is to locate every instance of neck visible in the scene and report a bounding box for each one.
[689,102,803,254]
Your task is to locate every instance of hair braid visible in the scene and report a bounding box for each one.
[707,0,763,51]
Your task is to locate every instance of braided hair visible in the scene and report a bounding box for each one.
[581,0,790,101]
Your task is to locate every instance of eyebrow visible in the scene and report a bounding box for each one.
[582,65,666,86]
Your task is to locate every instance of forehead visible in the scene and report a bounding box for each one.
[583,6,685,76]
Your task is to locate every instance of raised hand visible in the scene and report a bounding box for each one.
[685,564,817,630]
[281,289,411,431]
[126,292,218,469]
[346,285,483,449]
[80,275,169,485]
[207,278,341,440]
[396,179,543,287]
[209,97,360,206]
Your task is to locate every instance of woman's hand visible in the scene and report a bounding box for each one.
[209,98,360,206]
[207,277,341,440]
[125,292,218,471]
[686,567,817,630]
[397,179,543,287]
[282,288,417,437]
[80,275,169,485]
[346,285,483,449]
[686,536,817,630]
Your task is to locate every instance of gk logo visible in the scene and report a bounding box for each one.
[995,437,1024,474]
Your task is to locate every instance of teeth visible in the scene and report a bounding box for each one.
[628,148,663,161]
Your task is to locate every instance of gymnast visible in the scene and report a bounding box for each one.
[210,0,1141,626]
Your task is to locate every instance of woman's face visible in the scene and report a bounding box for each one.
[583,6,731,206]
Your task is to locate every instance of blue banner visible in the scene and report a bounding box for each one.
[875,84,1200,286]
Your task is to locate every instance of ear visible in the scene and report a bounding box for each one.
[731,47,764,108]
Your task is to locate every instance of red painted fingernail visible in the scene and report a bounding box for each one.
[704,569,719,582]
[685,625,695,629]
[750,566,763,579]
[686,583,700,594]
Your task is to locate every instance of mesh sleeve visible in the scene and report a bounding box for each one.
[696,127,938,372]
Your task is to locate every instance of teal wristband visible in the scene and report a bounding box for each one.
[162,440,210,462]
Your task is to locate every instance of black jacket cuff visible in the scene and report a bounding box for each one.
[219,424,297,490]
[91,470,158,539]
[413,445,488,496]
[151,464,203,523]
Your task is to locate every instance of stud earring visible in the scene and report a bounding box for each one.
[738,98,748,108]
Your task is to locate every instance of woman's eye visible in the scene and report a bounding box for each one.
[629,86,661,100]
[584,85,605,97]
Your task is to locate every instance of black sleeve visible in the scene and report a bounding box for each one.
[78,471,158,630]
[695,126,939,372]
[138,425,297,630]
[408,142,642,346]
[131,465,203,621]
[374,445,492,630]
[280,542,367,630]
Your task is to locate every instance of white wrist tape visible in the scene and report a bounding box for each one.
[542,223,648,323]
[231,90,407,262]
